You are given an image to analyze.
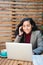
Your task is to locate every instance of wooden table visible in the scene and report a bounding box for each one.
[0,55,43,65]
[0,57,33,65]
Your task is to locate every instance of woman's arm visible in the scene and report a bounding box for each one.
[14,35,22,43]
[33,31,43,55]
[14,26,23,43]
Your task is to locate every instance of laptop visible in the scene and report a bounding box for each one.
[6,42,32,61]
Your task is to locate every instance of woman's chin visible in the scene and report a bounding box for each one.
[25,32,30,34]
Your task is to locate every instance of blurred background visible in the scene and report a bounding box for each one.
[0,0,43,50]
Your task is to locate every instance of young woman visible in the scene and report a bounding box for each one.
[15,18,43,55]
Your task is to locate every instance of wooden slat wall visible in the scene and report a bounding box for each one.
[12,0,43,30]
[0,0,15,43]
[0,0,43,43]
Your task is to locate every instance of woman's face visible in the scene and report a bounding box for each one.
[22,21,32,34]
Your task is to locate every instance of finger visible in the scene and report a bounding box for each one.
[19,26,23,29]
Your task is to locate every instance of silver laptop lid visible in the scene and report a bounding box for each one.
[6,42,32,61]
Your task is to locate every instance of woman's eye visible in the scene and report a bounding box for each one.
[23,24,31,28]
[27,25,29,27]
[27,25,30,27]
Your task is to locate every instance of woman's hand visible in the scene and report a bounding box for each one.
[19,26,23,36]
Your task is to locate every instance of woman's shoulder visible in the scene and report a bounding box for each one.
[35,30,41,33]
[32,30,41,35]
